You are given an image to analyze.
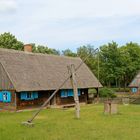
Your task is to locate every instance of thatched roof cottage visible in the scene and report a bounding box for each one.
[0,45,102,110]
[129,72,140,94]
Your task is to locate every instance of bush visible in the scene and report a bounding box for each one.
[99,88,116,98]
[88,88,97,94]
[114,88,130,92]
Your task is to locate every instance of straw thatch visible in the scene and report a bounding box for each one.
[129,72,140,87]
[0,48,102,92]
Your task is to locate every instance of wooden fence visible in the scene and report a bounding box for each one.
[88,96,140,104]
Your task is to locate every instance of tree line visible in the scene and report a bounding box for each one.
[0,32,140,88]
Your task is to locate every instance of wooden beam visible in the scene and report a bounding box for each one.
[15,92,17,111]
[68,64,80,119]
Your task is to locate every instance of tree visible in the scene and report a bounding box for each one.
[0,32,60,55]
[0,32,23,50]
[119,42,140,88]
[77,45,99,77]
[62,49,77,57]
[99,41,122,87]
[33,45,60,55]
[99,41,140,88]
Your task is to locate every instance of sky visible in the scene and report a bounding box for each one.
[0,0,140,51]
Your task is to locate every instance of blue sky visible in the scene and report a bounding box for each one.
[0,0,140,51]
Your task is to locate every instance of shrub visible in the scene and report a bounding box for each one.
[114,88,130,92]
[99,88,116,98]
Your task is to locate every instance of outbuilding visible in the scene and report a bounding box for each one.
[129,72,140,94]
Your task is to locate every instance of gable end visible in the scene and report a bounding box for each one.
[0,62,15,90]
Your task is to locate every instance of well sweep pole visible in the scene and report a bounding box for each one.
[27,48,98,123]
[69,64,80,119]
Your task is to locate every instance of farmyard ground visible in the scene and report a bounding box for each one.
[0,104,140,140]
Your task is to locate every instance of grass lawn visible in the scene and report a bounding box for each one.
[0,104,140,140]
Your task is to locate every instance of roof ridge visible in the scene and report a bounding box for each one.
[0,48,81,60]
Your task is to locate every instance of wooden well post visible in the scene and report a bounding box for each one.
[68,64,80,119]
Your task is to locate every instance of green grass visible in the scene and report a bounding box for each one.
[0,104,140,140]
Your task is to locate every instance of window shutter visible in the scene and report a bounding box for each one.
[0,92,3,101]
[61,90,65,97]
[67,89,80,97]
[21,92,27,100]
[31,92,34,99]
[68,89,73,97]
[7,92,11,102]
[61,90,68,97]
[33,92,38,99]
[78,89,81,96]
[67,89,70,96]
[20,92,23,100]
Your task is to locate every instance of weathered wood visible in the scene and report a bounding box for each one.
[0,63,14,90]
[16,91,51,110]
[122,97,129,105]
[104,101,111,114]
[21,121,34,127]
[111,103,118,114]
[16,89,88,110]
[69,64,80,119]
[15,92,17,110]
[104,101,118,114]
[63,104,75,108]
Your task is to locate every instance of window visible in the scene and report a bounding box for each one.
[61,89,81,98]
[20,91,38,100]
[61,90,68,98]
[0,91,11,102]
[131,88,138,93]
[67,89,73,97]
[3,93,8,101]
[27,92,32,98]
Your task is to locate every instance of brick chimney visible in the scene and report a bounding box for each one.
[24,44,32,52]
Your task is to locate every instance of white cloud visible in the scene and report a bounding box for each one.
[1,0,140,50]
[0,0,17,13]
[34,0,140,19]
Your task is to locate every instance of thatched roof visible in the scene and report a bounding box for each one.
[129,72,140,87]
[0,48,102,92]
